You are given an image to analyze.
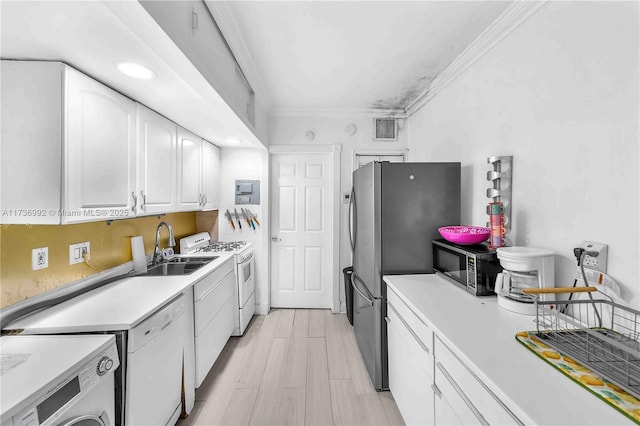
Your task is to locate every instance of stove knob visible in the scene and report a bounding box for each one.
[96,356,114,376]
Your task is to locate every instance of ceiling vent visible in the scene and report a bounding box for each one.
[373,118,397,141]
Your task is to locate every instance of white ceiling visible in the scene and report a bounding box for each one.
[1,1,512,147]
[222,1,512,112]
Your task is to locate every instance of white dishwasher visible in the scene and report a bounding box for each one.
[126,293,186,426]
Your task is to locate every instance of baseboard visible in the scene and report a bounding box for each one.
[255,303,270,315]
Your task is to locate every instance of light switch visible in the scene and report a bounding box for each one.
[69,242,90,265]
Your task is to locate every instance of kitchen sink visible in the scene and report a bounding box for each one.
[137,259,213,276]
[165,256,219,263]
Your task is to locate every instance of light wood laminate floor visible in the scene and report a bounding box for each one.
[179,309,405,426]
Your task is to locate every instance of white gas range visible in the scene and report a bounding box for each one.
[180,232,255,336]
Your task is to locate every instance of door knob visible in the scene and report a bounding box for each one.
[271,236,281,242]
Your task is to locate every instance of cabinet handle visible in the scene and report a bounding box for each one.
[131,191,137,213]
[431,383,442,398]
[436,362,489,426]
[140,190,146,210]
[192,11,198,30]
[387,303,429,354]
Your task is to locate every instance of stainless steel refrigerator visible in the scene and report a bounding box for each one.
[349,161,460,390]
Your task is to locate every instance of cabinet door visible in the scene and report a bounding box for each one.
[176,127,202,211]
[387,302,434,425]
[65,66,136,222]
[1,61,63,224]
[433,380,464,426]
[201,140,220,210]
[137,105,177,215]
[434,364,486,425]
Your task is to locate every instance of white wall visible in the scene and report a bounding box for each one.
[269,113,409,309]
[408,2,639,306]
[219,147,270,314]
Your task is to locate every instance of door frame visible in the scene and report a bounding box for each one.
[269,144,342,313]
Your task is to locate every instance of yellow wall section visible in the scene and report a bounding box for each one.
[0,212,199,308]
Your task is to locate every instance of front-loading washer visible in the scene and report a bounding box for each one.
[0,334,119,426]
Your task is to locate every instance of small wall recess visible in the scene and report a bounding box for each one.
[32,247,48,270]
[235,180,261,205]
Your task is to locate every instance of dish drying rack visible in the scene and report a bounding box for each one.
[524,287,640,399]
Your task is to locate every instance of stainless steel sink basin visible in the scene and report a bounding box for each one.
[138,259,213,276]
[166,256,219,263]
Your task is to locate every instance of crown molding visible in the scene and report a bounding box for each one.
[406,0,548,117]
[204,0,274,108]
[269,144,342,154]
[270,107,407,118]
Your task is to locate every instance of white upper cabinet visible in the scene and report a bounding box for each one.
[65,66,137,222]
[136,105,177,215]
[177,127,203,211]
[1,61,137,224]
[177,128,221,212]
[1,61,64,224]
[201,141,220,211]
[1,60,221,225]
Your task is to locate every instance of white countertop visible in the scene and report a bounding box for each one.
[6,253,234,333]
[384,274,632,426]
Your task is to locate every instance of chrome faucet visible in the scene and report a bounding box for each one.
[152,221,176,265]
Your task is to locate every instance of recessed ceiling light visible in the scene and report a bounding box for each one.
[116,62,156,80]
[226,138,241,145]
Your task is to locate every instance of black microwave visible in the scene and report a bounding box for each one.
[432,239,502,296]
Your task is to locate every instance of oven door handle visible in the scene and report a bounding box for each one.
[239,251,254,264]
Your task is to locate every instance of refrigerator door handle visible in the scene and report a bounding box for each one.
[348,186,356,252]
[352,273,374,306]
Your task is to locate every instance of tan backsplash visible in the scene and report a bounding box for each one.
[0,212,204,308]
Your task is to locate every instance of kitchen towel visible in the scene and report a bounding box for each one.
[131,236,147,273]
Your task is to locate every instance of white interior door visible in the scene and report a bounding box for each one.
[270,153,335,308]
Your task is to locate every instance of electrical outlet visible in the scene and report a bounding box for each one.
[32,247,48,270]
[579,241,608,273]
[69,242,90,265]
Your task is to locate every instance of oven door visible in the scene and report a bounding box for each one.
[237,253,255,308]
[432,242,468,290]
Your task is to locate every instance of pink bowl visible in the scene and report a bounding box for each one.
[438,226,490,245]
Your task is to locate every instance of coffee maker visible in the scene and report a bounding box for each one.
[494,246,555,315]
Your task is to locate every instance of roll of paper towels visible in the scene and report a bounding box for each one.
[131,236,147,273]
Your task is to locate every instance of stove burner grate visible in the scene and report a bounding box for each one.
[196,241,248,253]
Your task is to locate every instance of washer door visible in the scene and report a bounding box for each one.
[57,411,109,426]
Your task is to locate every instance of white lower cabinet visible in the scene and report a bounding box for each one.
[433,362,486,425]
[387,287,522,426]
[193,258,237,387]
[387,288,435,425]
[433,337,522,426]
[432,377,464,426]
